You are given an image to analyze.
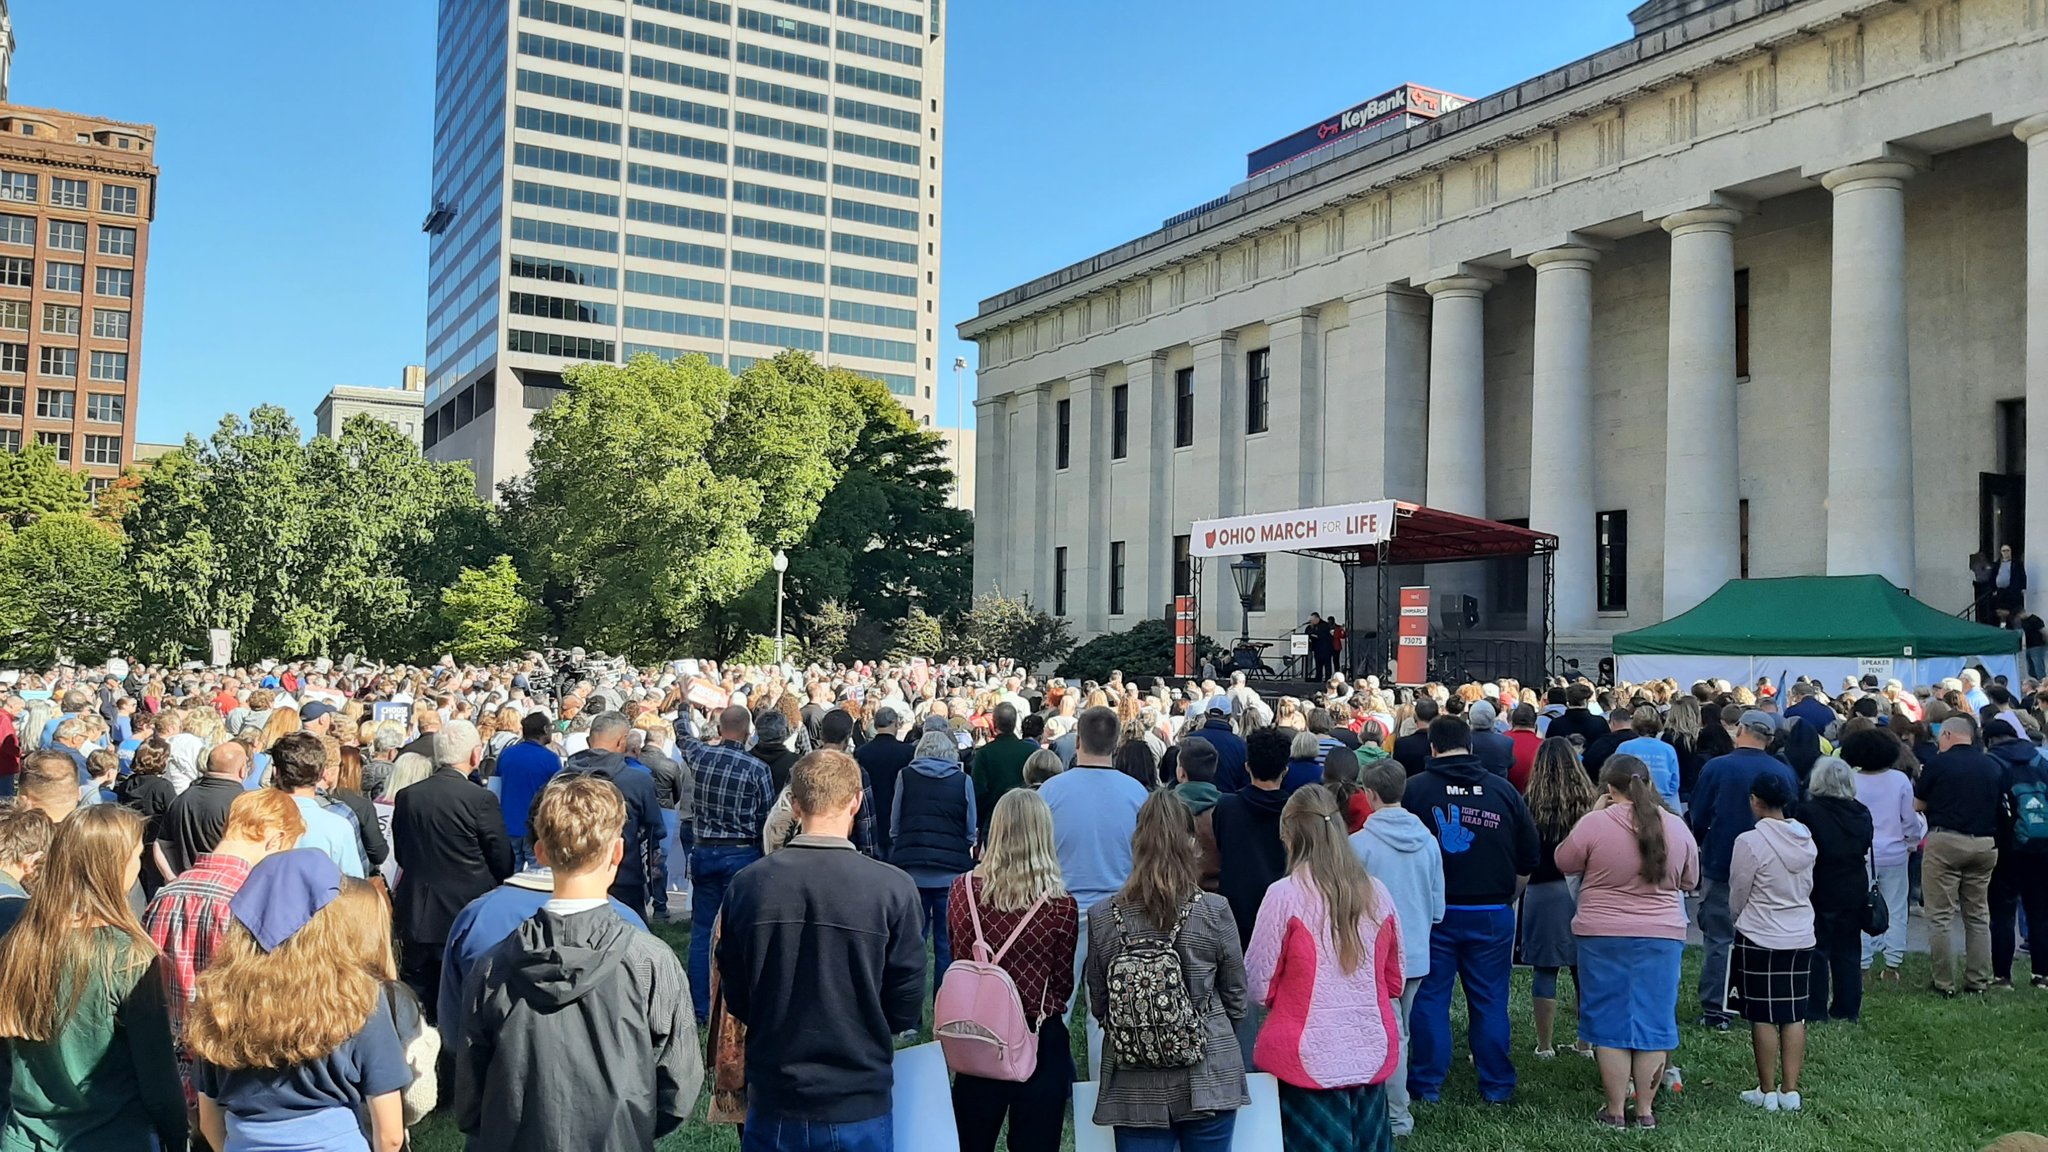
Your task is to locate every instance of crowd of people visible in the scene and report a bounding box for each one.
[0,654,2042,1150]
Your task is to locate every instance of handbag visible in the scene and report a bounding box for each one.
[1859,851,1890,938]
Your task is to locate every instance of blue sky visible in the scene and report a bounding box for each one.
[16,0,1633,444]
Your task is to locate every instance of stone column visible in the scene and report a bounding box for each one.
[1659,207,1744,618]
[2019,116,2048,614]
[1821,161,1918,590]
[1423,275,1493,517]
[1266,309,1323,621]
[1527,246,1601,635]
[1339,287,1432,504]
[971,395,1005,595]
[1191,334,1242,637]
[1123,354,1172,620]
[1010,385,1055,608]
[1067,369,1110,634]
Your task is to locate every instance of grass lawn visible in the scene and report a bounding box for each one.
[411,921,2048,1151]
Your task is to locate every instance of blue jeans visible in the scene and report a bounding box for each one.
[742,1111,891,1152]
[1408,904,1516,1103]
[1111,1111,1235,1152]
[2030,646,2045,679]
[690,844,763,1022]
[652,811,682,918]
[920,884,953,993]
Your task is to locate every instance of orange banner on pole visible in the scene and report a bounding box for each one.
[1173,596,1197,677]
[1396,586,1431,686]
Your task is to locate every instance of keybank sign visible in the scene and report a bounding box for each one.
[1247,83,1470,176]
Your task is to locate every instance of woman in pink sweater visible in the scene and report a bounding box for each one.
[1555,754,1701,1130]
[1245,785,1403,1152]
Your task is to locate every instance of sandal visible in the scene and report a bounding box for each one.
[1595,1112,1629,1130]
[1635,1114,1659,1130]
[1533,1046,1558,1059]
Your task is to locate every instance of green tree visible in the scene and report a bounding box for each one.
[888,605,944,663]
[793,598,857,665]
[951,589,1076,668]
[1057,616,1214,683]
[123,407,490,662]
[0,443,88,528]
[507,352,860,660]
[786,370,973,625]
[0,513,132,664]
[439,555,540,662]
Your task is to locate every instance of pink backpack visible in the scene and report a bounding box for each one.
[933,878,1049,1082]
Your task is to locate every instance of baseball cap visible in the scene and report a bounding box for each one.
[299,700,337,722]
[1204,695,1232,715]
[1736,710,1777,739]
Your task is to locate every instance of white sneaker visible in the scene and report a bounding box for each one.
[1779,1091,1801,1112]
[1740,1089,1777,1110]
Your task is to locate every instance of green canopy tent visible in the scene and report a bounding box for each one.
[1612,575,2020,687]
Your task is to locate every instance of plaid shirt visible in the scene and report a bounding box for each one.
[681,736,774,843]
[141,852,251,1102]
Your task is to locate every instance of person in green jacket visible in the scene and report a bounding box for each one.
[0,804,186,1152]
[970,703,1036,832]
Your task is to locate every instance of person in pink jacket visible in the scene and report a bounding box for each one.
[1245,784,1403,1152]
[1727,771,1818,1114]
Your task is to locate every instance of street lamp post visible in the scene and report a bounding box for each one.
[951,356,968,509]
[1229,556,1263,651]
[772,549,789,665]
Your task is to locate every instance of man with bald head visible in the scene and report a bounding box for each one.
[156,740,252,879]
[682,701,775,1022]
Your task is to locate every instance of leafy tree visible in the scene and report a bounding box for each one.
[951,589,1076,668]
[793,599,857,665]
[508,352,860,660]
[1057,616,1214,683]
[91,469,146,525]
[123,407,489,662]
[0,443,88,528]
[439,555,541,663]
[888,605,944,663]
[786,370,973,625]
[0,514,132,664]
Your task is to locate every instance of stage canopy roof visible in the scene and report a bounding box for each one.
[1188,500,1557,566]
[1612,575,2020,658]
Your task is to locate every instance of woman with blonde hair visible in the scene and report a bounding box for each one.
[1246,784,1403,1152]
[944,790,1079,1152]
[187,853,418,1150]
[0,805,186,1149]
[1086,791,1248,1150]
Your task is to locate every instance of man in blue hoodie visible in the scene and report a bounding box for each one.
[1351,758,1444,1137]
[1689,710,1798,1027]
[1401,714,1537,1105]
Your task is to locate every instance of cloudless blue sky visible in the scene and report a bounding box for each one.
[16,0,1633,443]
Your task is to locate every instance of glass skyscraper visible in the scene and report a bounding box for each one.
[424,0,946,494]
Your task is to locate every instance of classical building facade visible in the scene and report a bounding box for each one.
[315,365,428,444]
[961,0,2048,659]
[424,0,949,498]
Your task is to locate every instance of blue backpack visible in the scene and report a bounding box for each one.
[2013,759,2048,853]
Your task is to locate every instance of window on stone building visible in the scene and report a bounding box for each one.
[1111,383,1128,460]
[1054,546,1068,616]
[1245,552,1267,613]
[1109,541,1126,616]
[1174,368,1193,448]
[1734,268,1751,380]
[1492,517,1530,620]
[1246,348,1270,435]
[1173,534,1191,597]
[1739,500,1750,580]
[1055,397,1071,470]
[1597,511,1629,613]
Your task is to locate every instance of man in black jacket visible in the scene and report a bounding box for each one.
[1544,682,1610,747]
[1208,725,1292,1068]
[1393,697,1439,776]
[561,711,671,920]
[719,750,924,1147]
[1402,715,1538,1105]
[854,706,915,860]
[455,774,702,1151]
[392,719,516,1020]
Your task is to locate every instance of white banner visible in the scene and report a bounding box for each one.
[1190,500,1397,558]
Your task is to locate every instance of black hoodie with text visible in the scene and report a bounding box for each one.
[1401,751,1540,906]
[454,905,703,1152]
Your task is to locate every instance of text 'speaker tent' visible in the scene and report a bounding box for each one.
[1612,576,2020,688]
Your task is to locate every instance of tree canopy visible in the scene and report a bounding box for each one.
[0,513,132,664]
[0,443,88,529]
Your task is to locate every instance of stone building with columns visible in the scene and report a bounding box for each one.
[958,0,2048,665]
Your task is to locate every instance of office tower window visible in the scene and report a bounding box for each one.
[86,393,124,423]
[45,262,83,293]
[92,309,130,340]
[35,388,74,420]
[1111,383,1129,459]
[89,351,130,383]
[0,172,36,202]
[1055,397,1071,469]
[95,267,134,298]
[97,225,137,258]
[0,214,29,245]
[42,304,80,336]
[0,301,24,330]
[0,257,27,287]
[100,184,139,215]
[35,431,70,462]
[0,429,16,452]
[1110,541,1126,616]
[1054,546,1068,616]
[1174,367,1194,448]
[38,348,77,378]
[83,435,121,466]
[0,346,23,375]
[46,221,86,252]
[49,178,88,209]
[1597,510,1629,613]
[0,384,18,413]
[1734,268,1751,379]
[1246,348,1270,435]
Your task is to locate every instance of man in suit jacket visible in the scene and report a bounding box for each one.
[393,718,515,1023]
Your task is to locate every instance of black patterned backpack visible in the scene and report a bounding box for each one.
[1103,897,1205,1068]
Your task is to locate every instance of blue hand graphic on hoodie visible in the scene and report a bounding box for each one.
[1433,805,1475,854]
